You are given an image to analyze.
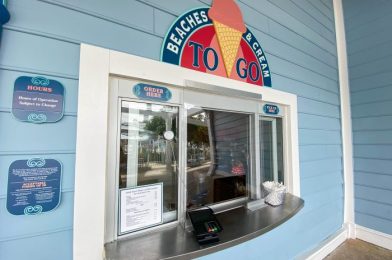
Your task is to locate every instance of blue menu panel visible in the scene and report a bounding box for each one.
[7,158,62,215]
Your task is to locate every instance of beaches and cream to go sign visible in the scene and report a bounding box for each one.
[119,183,163,234]
[161,0,271,87]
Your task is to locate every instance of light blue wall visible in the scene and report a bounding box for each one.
[0,1,343,259]
[343,0,392,235]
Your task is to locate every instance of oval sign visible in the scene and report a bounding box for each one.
[133,83,172,102]
[263,104,280,115]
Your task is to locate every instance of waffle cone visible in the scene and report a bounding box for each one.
[213,21,243,77]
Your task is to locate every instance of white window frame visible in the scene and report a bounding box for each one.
[260,117,279,182]
[73,44,300,260]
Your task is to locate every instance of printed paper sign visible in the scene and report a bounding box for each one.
[119,183,163,234]
[7,158,62,215]
[12,76,64,123]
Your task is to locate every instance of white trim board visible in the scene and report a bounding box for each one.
[297,224,392,260]
[333,0,355,238]
[73,44,300,260]
[356,225,392,251]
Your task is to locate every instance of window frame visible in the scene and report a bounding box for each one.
[106,84,184,242]
[259,116,285,184]
[184,106,254,213]
[73,44,300,260]
[108,85,260,241]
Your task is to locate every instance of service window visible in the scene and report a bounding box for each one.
[259,117,284,184]
[73,48,301,258]
[186,108,250,210]
[117,101,179,235]
[106,78,294,241]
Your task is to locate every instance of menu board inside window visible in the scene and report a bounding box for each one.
[119,183,163,234]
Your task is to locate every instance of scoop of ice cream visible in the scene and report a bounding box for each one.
[208,0,246,33]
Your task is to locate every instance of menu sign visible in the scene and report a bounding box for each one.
[12,76,64,123]
[7,158,62,215]
[119,183,163,234]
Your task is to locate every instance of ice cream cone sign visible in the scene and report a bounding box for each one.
[161,0,272,87]
[209,0,246,77]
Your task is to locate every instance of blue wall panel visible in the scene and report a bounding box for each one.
[356,212,392,235]
[6,0,162,61]
[355,171,392,190]
[300,157,342,179]
[0,30,80,79]
[0,0,343,259]
[0,230,73,260]
[0,192,74,241]
[356,199,392,222]
[353,117,392,131]
[308,0,334,21]
[351,86,392,106]
[0,112,76,152]
[299,113,341,131]
[350,72,392,92]
[269,0,335,44]
[344,0,392,235]
[299,144,342,162]
[351,100,392,118]
[354,158,392,175]
[354,145,392,160]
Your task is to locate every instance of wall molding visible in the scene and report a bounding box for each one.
[297,224,392,259]
[333,0,355,238]
[356,225,392,251]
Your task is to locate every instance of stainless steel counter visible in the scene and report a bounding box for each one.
[104,194,304,260]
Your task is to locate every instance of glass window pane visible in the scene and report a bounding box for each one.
[276,118,284,182]
[119,101,179,228]
[260,120,274,181]
[186,108,250,210]
[259,117,284,186]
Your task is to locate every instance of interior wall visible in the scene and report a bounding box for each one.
[343,0,392,235]
[0,0,343,259]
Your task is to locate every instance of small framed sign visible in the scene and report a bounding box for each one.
[7,158,62,215]
[263,104,280,115]
[12,76,65,123]
[133,83,172,102]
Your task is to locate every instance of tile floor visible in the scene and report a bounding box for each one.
[324,239,392,260]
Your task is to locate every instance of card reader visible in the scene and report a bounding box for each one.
[187,208,223,245]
